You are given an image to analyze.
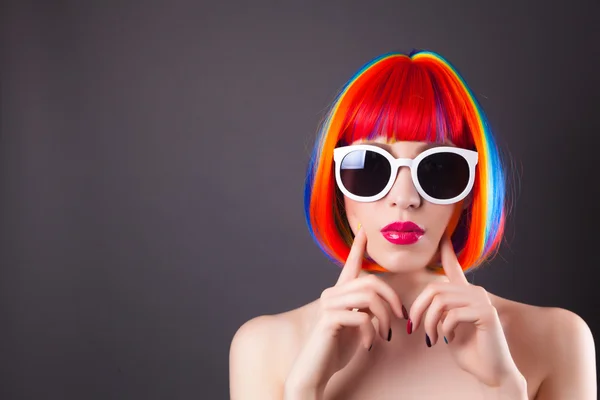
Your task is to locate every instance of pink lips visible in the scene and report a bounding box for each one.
[380,221,425,245]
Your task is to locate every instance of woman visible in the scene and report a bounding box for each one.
[229,50,596,399]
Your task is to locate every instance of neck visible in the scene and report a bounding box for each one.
[359,267,450,312]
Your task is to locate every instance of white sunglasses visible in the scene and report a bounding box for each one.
[333,144,478,205]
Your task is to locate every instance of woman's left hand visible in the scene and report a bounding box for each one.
[408,235,525,389]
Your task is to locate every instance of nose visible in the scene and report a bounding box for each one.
[386,166,421,209]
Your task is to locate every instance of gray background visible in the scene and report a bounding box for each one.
[1,0,599,399]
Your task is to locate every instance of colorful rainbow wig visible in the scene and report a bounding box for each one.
[303,50,507,274]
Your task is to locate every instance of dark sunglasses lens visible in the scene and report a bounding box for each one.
[417,152,470,200]
[339,150,391,197]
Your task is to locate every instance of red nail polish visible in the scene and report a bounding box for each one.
[406,319,412,334]
[401,305,408,320]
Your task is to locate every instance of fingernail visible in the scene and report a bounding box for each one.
[444,336,448,344]
[406,319,412,334]
[401,305,408,320]
[425,334,432,348]
[387,328,392,342]
[368,343,373,351]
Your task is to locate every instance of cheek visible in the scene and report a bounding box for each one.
[342,197,353,216]
[343,198,380,232]
[343,198,364,224]
[427,204,462,236]
[344,198,461,239]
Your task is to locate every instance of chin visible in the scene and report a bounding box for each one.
[368,250,433,273]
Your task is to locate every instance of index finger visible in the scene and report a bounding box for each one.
[336,226,368,286]
[440,234,469,285]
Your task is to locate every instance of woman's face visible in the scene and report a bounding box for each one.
[342,137,466,272]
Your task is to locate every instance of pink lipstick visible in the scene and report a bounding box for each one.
[380,221,424,245]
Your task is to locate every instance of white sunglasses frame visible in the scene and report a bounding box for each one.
[333,144,479,205]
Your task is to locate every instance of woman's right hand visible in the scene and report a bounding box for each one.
[284,226,405,396]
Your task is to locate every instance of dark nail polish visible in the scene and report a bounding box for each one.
[387,328,392,342]
[444,336,448,344]
[368,344,373,351]
[401,305,409,320]
[425,334,432,348]
[406,319,412,334]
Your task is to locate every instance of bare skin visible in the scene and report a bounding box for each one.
[229,140,596,399]
[230,290,595,399]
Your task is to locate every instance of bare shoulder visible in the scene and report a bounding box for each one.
[490,293,597,399]
[492,293,595,356]
[229,300,319,399]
